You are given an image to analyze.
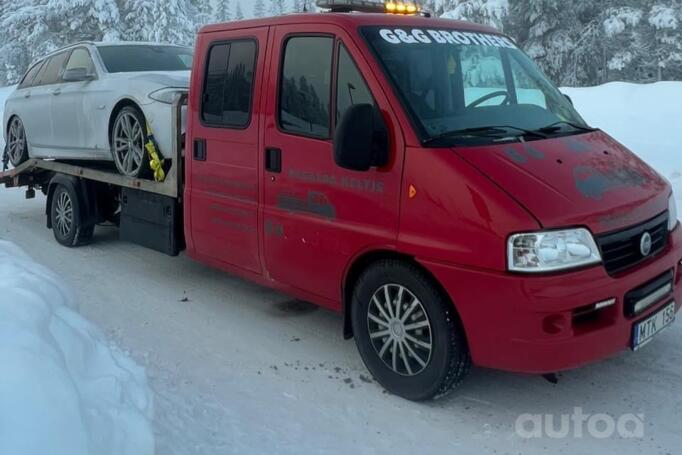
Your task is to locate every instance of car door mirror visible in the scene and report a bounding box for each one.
[563,93,574,106]
[334,104,389,172]
[62,67,94,82]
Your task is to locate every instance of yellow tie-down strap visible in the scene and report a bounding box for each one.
[145,123,166,182]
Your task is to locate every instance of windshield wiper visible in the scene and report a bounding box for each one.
[423,125,547,146]
[535,121,598,134]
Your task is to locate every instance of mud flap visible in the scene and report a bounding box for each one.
[120,188,183,256]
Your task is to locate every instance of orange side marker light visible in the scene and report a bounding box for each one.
[408,184,417,199]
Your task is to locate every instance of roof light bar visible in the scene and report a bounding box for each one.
[316,0,425,15]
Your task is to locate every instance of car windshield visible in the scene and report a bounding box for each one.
[97,45,193,73]
[362,27,589,145]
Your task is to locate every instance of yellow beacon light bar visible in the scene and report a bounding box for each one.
[317,0,424,15]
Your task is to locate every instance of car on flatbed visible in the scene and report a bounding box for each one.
[3,42,192,178]
[1,0,680,401]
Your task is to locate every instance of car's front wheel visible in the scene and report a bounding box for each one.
[111,106,150,178]
[6,116,29,167]
[351,260,471,401]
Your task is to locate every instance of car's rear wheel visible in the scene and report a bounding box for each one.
[351,259,471,401]
[6,117,28,167]
[111,106,150,178]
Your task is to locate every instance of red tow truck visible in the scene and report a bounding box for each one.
[2,1,680,401]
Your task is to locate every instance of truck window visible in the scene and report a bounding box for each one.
[279,36,334,139]
[201,40,257,128]
[336,44,375,124]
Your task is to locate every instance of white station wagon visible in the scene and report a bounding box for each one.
[3,42,192,177]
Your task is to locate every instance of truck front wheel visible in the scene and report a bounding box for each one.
[351,260,471,401]
[50,184,94,247]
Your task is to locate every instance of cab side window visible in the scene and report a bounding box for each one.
[18,61,45,89]
[65,48,95,75]
[336,44,375,124]
[201,39,257,128]
[36,52,70,86]
[279,36,334,139]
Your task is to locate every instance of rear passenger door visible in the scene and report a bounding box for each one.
[186,28,269,274]
[22,51,70,155]
[262,25,403,303]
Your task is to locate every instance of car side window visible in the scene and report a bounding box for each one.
[201,39,257,128]
[36,52,70,86]
[65,48,95,75]
[336,44,375,125]
[279,36,334,139]
[18,61,45,89]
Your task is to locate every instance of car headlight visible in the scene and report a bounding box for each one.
[148,88,188,104]
[670,192,679,231]
[508,228,602,273]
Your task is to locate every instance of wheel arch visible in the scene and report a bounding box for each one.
[45,174,98,231]
[341,249,457,340]
[108,98,145,145]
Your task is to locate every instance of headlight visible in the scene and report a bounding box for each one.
[148,88,187,104]
[508,228,602,273]
[670,192,679,231]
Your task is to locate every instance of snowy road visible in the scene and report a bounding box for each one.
[1,187,681,454]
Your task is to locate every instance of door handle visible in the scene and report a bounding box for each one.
[23,92,31,99]
[193,138,207,161]
[52,89,61,96]
[265,147,282,173]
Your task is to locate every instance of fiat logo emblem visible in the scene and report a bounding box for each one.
[640,232,652,256]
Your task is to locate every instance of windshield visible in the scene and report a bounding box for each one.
[97,45,193,73]
[362,27,589,145]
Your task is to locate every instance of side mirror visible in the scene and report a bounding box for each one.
[334,104,388,172]
[563,94,574,106]
[62,67,94,82]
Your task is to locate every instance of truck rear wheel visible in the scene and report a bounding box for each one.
[50,184,94,247]
[351,259,471,401]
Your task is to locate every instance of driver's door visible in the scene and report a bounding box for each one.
[261,25,404,303]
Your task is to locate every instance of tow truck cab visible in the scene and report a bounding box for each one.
[181,3,682,400]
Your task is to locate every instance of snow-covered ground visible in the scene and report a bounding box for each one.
[0,241,154,455]
[0,82,681,454]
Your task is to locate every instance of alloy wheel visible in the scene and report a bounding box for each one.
[55,191,73,238]
[7,117,26,165]
[367,284,433,376]
[113,112,145,176]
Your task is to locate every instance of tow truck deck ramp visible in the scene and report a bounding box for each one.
[0,94,187,256]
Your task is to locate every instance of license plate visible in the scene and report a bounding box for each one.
[632,301,676,351]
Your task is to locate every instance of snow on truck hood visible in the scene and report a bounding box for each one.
[455,131,670,234]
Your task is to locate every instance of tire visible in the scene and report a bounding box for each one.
[50,184,94,247]
[110,106,150,178]
[6,116,29,167]
[351,259,471,401]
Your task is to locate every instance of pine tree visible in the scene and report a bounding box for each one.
[253,0,266,17]
[215,0,232,22]
[268,0,285,16]
[235,1,244,20]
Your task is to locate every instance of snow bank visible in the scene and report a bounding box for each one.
[0,240,154,455]
[562,81,682,214]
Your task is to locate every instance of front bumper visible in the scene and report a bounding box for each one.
[421,225,682,374]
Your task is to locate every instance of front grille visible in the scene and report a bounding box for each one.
[596,211,669,275]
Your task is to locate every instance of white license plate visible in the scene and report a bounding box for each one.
[632,301,676,350]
